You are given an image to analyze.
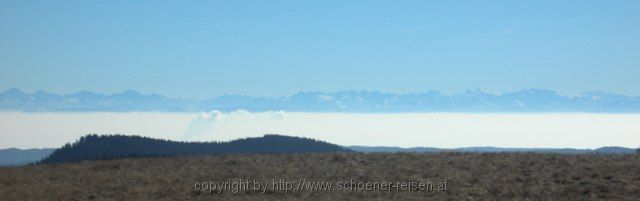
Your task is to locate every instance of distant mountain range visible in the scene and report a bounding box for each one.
[0,148,55,166]
[2,88,640,113]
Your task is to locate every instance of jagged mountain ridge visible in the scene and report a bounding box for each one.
[2,88,639,112]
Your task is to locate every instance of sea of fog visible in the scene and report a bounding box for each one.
[1,111,639,149]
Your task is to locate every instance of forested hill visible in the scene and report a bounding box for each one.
[40,134,351,164]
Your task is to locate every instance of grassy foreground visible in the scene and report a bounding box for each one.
[1,153,639,200]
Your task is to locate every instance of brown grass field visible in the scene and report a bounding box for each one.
[1,153,640,200]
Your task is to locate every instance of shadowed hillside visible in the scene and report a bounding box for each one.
[40,134,351,164]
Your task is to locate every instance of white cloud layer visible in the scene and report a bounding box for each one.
[1,112,639,149]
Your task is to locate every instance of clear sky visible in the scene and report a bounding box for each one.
[1,1,639,98]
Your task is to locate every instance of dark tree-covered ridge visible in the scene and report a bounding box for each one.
[40,134,352,164]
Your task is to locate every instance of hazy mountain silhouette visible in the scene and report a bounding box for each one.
[39,134,352,164]
[2,88,640,112]
[0,148,55,166]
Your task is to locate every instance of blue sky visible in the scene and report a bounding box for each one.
[1,1,639,98]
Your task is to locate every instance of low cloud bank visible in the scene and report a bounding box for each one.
[182,111,640,149]
[183,110,287,141]
[1,111,639,149]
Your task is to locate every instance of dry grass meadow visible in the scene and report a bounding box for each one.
[1,152,640,200]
